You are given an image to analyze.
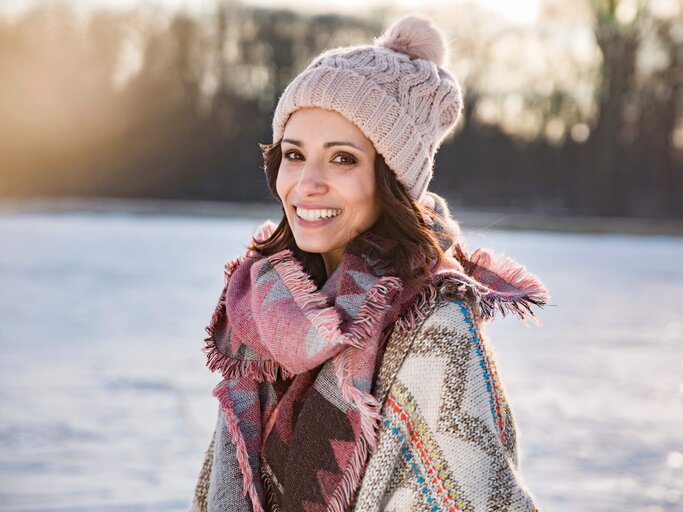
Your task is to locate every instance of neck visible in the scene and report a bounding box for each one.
[322,248,344,278]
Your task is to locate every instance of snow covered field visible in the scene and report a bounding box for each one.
[0,211,681,511]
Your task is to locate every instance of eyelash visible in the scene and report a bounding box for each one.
[283,150,357,166]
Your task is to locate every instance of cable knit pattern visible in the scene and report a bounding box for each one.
[271,15,463,201]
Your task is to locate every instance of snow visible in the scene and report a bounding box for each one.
[0,212,681,511]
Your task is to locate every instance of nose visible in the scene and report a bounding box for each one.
[295,159,328,196]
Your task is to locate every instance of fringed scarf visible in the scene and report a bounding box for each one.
[202,192,549,512]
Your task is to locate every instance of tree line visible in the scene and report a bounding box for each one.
[0,0,680,218]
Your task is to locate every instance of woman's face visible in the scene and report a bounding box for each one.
[276,107,382,275]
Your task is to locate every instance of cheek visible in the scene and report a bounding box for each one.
[275,167,290,203]
[347,178,378,214]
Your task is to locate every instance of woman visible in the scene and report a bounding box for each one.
[192,14,550,512]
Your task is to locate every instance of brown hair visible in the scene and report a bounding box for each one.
[253,141,450,289]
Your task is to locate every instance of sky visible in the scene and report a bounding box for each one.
[0,0,542,25]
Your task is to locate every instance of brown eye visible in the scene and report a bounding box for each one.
[333,152,357,165]
[284,150,303,161]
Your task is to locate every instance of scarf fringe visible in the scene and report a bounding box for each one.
[327,435,371,512]
[347,277,403,348]
[394,247,551,330]
[224,253,246,283]
[395,281,440,333]
[268,249,403,352]
[441,270,548,326]
[202,286,233,375]
[203,267,295,381]
[261,461,282,512]
[334,349,382,450]
[268,250,330,310]
[466,248,550,325]
[213,380,264,512]
[205,351,293,382]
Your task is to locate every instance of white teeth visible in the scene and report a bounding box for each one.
[296,207,341,221]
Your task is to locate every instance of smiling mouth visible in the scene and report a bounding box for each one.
[294,206,342,222]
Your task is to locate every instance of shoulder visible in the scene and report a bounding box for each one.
[377,242,549,391]
[385,290,491,390]
[392,292,482,372]
[360,290,538,510]
[394,292,494,399]
[386,290,518,452]
[417,292,479,340]
[396,295,507,435]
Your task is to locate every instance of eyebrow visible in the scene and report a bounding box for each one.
[281,138,363,151]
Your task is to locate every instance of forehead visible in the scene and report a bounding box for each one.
[283,107,373,149]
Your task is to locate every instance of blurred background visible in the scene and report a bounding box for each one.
[0,0,682,217]
[0,0,682,511]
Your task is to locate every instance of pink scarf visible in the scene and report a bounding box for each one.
[205,220,430,511]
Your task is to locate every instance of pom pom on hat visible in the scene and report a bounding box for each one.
[374,14,449,67]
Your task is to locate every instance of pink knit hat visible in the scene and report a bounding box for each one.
[271,15,463,201]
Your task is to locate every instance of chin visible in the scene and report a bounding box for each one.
[293,238,334,255]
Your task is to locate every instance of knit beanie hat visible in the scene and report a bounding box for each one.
[271,14,463,201]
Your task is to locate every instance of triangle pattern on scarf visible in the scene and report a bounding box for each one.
[304,324,332,359]
[262,276,291,305]
[347,269,380,291]
[255,266,279,286]
[336,292,366,320]
[316,469,342,502]
[329,437,356,470]
[303,500,327,512]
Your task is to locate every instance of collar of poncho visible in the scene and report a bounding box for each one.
[202,197,549,512]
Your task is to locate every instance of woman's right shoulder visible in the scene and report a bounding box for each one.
[416,290,480,343]
[362,288,539,511]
